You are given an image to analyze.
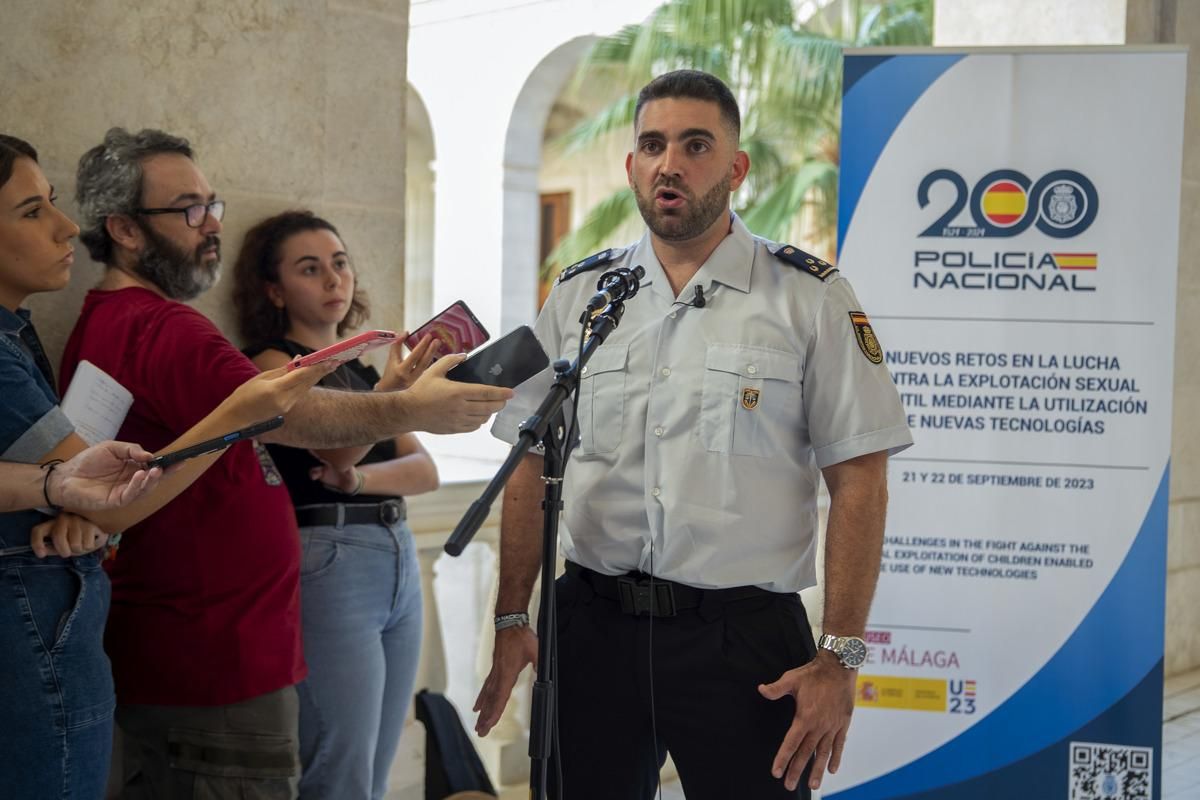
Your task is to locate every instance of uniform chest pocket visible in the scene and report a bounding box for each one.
[697,344,802,457]
[577,344,628,456]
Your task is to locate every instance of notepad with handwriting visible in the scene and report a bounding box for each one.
[61,360,133,445]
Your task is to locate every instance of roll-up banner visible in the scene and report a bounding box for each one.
[827,48,1187,800]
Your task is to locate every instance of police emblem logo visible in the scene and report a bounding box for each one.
[849,311,884,364]
[741,387,760,410]
[1047,183,1078,224]
[1039,179,1090,230]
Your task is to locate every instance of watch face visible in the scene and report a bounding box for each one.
[839,637,868,668]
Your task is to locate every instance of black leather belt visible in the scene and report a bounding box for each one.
[565,561,775,617]
[294,499,406,528]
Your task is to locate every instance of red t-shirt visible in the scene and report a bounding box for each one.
[61,287,305,706]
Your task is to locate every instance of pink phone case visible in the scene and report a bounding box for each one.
[404,301,490,356]
[286,330,397,371]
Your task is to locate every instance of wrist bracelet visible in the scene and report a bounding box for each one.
[40,459,64,511]
[348,469,364,496]
[494,612,530,631]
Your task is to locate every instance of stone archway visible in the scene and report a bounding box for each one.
[405,83,436,331]
[499,36,597,331]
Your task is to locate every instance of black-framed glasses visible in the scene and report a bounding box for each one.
[136,199,225,229]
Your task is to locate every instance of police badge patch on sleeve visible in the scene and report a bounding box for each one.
[849,311,884,364]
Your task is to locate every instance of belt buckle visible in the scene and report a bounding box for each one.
[617,576,676,617]
[379,500,403,526]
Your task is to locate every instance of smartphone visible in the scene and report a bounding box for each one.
[446,326,548,389]
[405,301,489,357]
[286,330,397,371]
[145,416,285,470]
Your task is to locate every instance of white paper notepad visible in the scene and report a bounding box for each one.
[61,360,133,445]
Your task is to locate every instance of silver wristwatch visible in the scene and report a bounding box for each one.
[818,633,868,669]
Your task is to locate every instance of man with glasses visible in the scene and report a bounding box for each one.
[59,127,512,798]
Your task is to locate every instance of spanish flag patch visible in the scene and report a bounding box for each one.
[849,311,884,364]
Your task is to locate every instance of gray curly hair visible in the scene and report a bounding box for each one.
[75,127,194,264]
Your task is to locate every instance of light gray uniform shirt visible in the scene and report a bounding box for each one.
[492,214,912,593]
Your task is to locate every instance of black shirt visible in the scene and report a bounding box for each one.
[243,339,399,507]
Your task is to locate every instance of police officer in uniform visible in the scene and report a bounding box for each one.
[474,70,912,799]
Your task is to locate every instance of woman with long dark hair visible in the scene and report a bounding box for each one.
[234,210,437,800]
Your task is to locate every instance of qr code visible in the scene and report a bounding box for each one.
[1069,741,1153,799]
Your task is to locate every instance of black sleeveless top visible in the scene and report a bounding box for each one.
[243,338,399,507]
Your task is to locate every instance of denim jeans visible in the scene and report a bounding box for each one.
[295,514,423,800]
[0,550,115,800]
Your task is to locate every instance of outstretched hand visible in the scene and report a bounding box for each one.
[757,654,857,791]
[228,359,337,426]
[50,441,165,513]
[403,355,512,434]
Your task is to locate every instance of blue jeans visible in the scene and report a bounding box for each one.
[296,515,423,800]
[0,550,115,799]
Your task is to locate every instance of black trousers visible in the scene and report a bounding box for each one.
[547,566,816,800]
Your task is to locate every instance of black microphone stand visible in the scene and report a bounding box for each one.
[444,298,632,800]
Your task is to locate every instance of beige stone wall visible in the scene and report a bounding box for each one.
[934,0,1128,45]
[1,0,411,368]
[1124,0,1200,677]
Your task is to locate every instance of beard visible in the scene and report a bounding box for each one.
[135,222,221,301]
[633,174,732,242]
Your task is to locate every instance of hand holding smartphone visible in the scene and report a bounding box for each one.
[286,331,397,371]
[404,301,489,358]
[145,416,285,470]
[446,326,548,389]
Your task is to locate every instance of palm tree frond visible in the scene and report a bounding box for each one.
[552,93,638,156]
[738,160,838,243]
[859,10,932,46]
[762,27,845,112]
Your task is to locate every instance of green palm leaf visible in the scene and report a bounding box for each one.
[739,159,838,243]
[555,93,639,156]
[859,10,931,46]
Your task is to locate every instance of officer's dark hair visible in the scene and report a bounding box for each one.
[634,70,741,140]
[0,134,38,191]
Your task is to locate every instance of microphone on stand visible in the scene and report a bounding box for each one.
[585,265,646,312]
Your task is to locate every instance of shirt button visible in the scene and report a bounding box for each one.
[747,364,758,375]
[581,366,588,375]
[651,487,662,498]
[661,367,672,377]
[669,311,677,319]
[654,426,664,437]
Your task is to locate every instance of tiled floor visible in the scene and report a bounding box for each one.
[1163,667,1200,798]
[655,667,1200,798]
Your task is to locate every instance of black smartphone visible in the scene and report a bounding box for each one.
[145,416,285,470]
[446,326,548,389]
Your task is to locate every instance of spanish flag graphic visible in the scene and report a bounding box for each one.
[1053,252,1098,270]
[981,181,1027,226]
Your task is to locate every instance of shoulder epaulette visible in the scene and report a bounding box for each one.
[556,247,626,285]
[772,245,838,281]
